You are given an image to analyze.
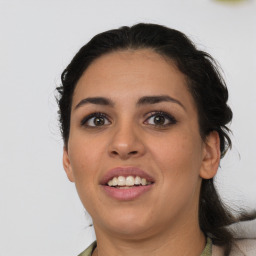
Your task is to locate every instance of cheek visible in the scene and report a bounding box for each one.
[69,133,106,173]
[68,137,103,195]
[148,132,203,190]
[149,131,202,169]
[151,137,202,216]
[68,142,100,213]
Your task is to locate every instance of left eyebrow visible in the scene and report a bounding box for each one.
[74,97,115,110]
[137,95,186,111]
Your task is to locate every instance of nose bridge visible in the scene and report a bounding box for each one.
[108,116,144,159]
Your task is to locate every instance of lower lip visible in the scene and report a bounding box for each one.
[101,184,153,201]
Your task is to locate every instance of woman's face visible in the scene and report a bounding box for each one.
[63,49,219,239]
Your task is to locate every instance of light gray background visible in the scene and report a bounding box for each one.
[0,0,255,255]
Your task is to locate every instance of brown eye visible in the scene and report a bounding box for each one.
[81,113,111,127]
[93,117,105,126]
[145,111,177,127]
[153,115,166,125]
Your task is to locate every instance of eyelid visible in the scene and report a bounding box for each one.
[144,111,177,126]
[80,112,111,127]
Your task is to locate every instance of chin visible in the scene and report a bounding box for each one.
[94,208,154,238]
[105,222,153,239]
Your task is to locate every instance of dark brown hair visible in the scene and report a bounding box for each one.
[57,23,255,255]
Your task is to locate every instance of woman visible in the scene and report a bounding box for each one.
[57,23,256,256]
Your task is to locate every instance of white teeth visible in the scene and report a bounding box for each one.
[134,176,141,185]
[117,176,126,186]
[107,175,152,187]
[141,178,147,186]
[126,176,135,186]
[112,177,118,186]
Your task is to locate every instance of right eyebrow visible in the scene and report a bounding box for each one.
[74,97,114,110]
[137,95,186,111]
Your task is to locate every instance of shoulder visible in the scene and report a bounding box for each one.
[232,239,256,255]
[78,241,97,256]
[212,239,256,256]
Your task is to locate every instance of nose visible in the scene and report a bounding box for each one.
[108,121,146,160]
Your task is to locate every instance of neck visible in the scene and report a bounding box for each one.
[93,220,206,256]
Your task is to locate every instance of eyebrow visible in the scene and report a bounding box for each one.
[74,95,185,111]
[137,95,186,110]
[74,97,115,109]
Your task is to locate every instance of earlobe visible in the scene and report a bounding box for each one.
[199,131,221,179]
[63,146,75,182]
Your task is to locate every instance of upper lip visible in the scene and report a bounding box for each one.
[100,167,155,185]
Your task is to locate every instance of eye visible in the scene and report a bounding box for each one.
[144,111,177,127]
[81,112,111,127]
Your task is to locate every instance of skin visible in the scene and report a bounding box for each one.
[63,49,220,256]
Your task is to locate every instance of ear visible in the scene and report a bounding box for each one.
[63,146,75,182]
[199,131,221,179]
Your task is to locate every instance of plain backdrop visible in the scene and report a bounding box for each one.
[0,0,255,255]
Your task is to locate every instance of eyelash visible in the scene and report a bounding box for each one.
[144,111,177,127]
[80,111,177,128]
[80,112,110,127]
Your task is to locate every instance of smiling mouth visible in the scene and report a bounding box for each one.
[106,175,153,188]
[101,167,155,200]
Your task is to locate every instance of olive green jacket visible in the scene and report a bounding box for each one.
[78,238,256,256]
[78,237,212,256]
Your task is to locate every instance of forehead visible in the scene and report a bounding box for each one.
[72,49,195,109]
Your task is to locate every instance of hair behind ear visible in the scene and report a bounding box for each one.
[199,179,234,254]
[199,178,256,256]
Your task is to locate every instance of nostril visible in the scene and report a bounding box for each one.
[129,151,138,155]
[109,148,141,159]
